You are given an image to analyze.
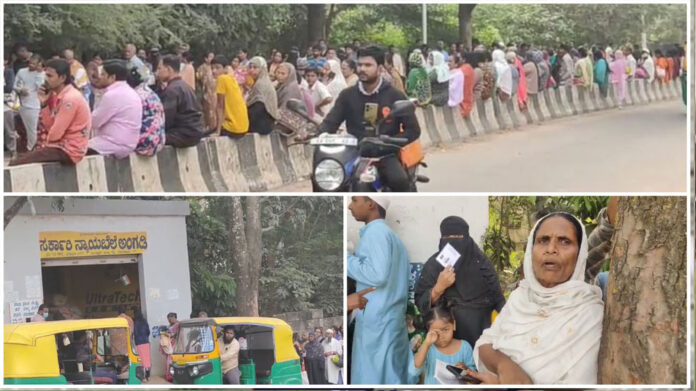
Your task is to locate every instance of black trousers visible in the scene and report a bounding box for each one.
[377,155,410,192]
[165,127,202,148]
[452,306,492,348]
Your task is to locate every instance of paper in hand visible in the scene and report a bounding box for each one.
[435,243,461,268]
[434,359,460,385]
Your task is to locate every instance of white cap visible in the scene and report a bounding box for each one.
[370,197,391,211]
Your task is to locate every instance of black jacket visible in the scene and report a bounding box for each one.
[160,77,204,134]
[319,80,420,142]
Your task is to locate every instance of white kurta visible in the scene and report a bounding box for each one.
[321,338,343,384]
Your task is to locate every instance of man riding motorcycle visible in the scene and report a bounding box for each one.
[317,45,421,192]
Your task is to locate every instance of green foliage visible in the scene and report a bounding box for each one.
[483,196,610,293]
[4,4,684,61]
[185,197,343,318]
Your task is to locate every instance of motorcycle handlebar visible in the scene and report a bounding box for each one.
[379,135,410,146]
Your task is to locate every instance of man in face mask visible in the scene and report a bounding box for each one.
[31,304,49,322]
[414,216,506,348]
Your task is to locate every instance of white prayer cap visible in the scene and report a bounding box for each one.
[369,197,391,211]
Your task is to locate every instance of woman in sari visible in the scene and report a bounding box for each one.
[427,51,450,106]
[609,50,628,108]
[275,62,309,135]
[323,59,347,114]
[593,49,609,98]
[196,52,217,130]
[492,49,512,100]
[655,50,671,84]
[468,212,604,384]
[447,54,464,107]
[574,48,594,88]
[406,49,432,106]
[459,53,476,117]
[246,56,279,134]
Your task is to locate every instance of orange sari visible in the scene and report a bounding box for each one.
[459,64,475,117]
[656,57,671,83]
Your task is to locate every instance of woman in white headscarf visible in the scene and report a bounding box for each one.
[467,212,604,385]
[427,51,450,106]
[246,56,279,135]
[323,59,347,115]
[492,49,513,99]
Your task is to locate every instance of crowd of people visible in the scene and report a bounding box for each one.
[347,196,618,385]
[3,39,686,167]
[403,40,686,115]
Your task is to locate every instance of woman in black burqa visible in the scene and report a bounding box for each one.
[414,216,506,348]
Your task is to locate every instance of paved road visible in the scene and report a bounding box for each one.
[275,101,687,193]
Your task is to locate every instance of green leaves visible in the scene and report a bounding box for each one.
[185,197,342,318]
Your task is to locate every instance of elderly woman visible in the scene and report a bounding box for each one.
[468,212,604,384]
[427,51,450,106]
[246,56,279,135]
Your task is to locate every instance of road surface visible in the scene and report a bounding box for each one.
[275,101,687,193]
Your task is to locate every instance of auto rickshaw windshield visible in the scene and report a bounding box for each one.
[174,325,215,354]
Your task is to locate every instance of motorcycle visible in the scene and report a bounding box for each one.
[286,99,429,192]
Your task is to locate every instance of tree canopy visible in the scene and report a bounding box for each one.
[186,197,343,318]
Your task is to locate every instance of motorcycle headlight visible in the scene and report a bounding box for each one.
[314,159,344,191]
[190,365,199,376]
[169,366,175,376]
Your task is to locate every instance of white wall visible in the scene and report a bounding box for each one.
[347,196,489,263]
[4,211,191,376]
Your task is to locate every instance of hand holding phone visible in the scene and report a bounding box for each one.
[446,364,483,384]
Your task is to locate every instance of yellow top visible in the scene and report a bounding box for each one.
[216,74,249,135]
[5,318,134,379]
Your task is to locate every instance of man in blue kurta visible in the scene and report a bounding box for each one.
[347,196,410,384]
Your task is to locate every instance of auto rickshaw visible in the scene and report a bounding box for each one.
[170,317,301,385]
[4,318,144,385]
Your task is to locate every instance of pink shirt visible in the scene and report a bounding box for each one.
[88,81,142,158]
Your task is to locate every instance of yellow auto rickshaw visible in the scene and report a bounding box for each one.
[170,317,301,385]
[4,318,143,385]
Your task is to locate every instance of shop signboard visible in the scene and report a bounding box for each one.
[39,231,148,259]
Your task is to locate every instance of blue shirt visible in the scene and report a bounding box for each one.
[408,339,476,384]
[348,219,410,384]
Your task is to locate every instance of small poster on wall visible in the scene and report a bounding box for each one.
[9,299,43,324]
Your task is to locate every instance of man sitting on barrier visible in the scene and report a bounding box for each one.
[156,54,207,148]
[318,45,421,192]
[10,58,91,166]
[87,59,142,158]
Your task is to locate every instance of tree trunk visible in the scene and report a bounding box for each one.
[598,196,686,384]
[458,4,476,51]
[229,198,259,316]
[307,4,326,46]
[244,197,263,316]
[4,196,28,229]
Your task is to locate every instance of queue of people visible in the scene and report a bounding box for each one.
[347,196,618,385]
[4,40,683,166]
[293,326,345,385]
[404,41,686,115]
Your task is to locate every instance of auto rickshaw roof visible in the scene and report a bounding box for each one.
[178,316,293,330]
[4,317,129,346]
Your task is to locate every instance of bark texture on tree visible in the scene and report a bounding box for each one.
[598,196,686,384]
[229,197,262,317]
[307,4,326,45]
[458,4,476,51]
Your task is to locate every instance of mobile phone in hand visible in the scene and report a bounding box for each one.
[446,364,483,384]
